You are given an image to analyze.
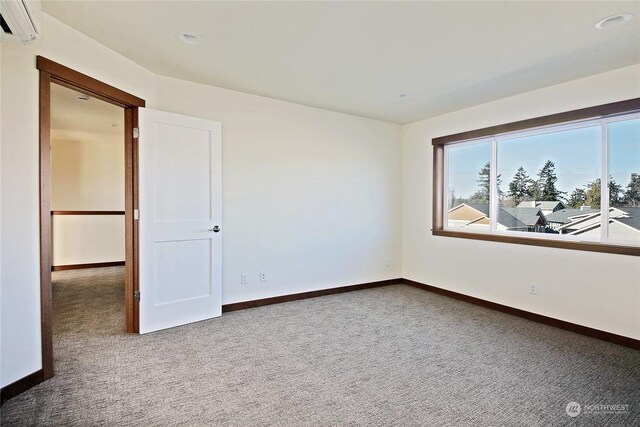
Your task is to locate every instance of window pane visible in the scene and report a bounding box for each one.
[497,125,601,237]
[446,141,491,230]
[608,118,640,245]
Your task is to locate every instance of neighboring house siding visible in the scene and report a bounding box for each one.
[474,217,490,225]
[449,205,485,222]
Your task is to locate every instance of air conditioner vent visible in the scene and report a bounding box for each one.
[0,0,41,45]
[0,14,13,35]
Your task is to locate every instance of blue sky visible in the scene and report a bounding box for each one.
[447,118,640,199]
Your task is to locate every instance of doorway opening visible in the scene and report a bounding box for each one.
[38,56,145,381]
[49,82,126,354]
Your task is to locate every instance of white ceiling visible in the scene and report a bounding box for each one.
[51,83,123,136]
[43,1,640,124]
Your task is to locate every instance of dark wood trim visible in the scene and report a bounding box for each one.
[36,56,145,108]
[402,278,640,350]
[51,261,125,271]
[51,210,125,215]
[432,98,640,145]
[225,277,639,349]
[1,370,44,405]
[432,145,444,231]
[38,56,144,395]
[125,107,133,333]
[222,279,401,312]
[39,70,54,381]
[131,107,140,333]
[432,229,640,256]
[124,107,139,333]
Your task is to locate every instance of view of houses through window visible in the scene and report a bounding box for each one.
[445,115,640,246]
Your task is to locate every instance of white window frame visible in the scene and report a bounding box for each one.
[442,112,640,248]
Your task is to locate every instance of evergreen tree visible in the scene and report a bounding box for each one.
[583,178,624,209]
[584,179,601,208]
[534,160,565,201]
[609,178,624,207]
[507,166,533,206]
[624,173,640,207]
[469,162,502,202]
[567,188,587,208]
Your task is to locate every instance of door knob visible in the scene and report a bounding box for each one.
[209,225,221,232]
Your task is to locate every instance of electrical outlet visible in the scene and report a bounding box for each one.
[529,284,537,295]
[241,273,248,285]
[385,257,391,267]
[260,271,267,282]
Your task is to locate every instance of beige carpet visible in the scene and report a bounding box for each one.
[1,267,639,426]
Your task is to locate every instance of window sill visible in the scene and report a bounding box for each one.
[432,229,640,256]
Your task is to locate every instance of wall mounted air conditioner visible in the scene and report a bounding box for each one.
[0,0,41,44]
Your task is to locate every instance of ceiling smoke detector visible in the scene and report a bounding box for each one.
[595,13,633,29]
[177,32,203,44]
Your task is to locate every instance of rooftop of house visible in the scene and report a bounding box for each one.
[556,207,640,232]
[545,208,599,224]
[465,203,490,217]
[500,207,547,227]
[517,200,566,210]
[450,203,640,231]
[465,203,545,229]
[616,207,640,231]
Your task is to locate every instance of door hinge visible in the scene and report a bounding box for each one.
[134,291,140,302]
[133,127,139,139]
[134,209,139,220]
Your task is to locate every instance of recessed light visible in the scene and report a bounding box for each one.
[595,13,633,29]
[177,32,203,44]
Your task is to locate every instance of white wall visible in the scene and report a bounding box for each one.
[52,216,125,265]
[402,65,640,339]
[155,76,403,305]
[51,133,124,211]
[0,14,156,387]
[51,133,125,266]
[1,14,401,387]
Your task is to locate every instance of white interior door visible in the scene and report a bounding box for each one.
[138,108,222,334]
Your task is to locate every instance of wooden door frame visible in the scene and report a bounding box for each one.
[37,56,145,380]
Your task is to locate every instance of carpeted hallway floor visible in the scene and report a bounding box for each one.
[1,267,639,426]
